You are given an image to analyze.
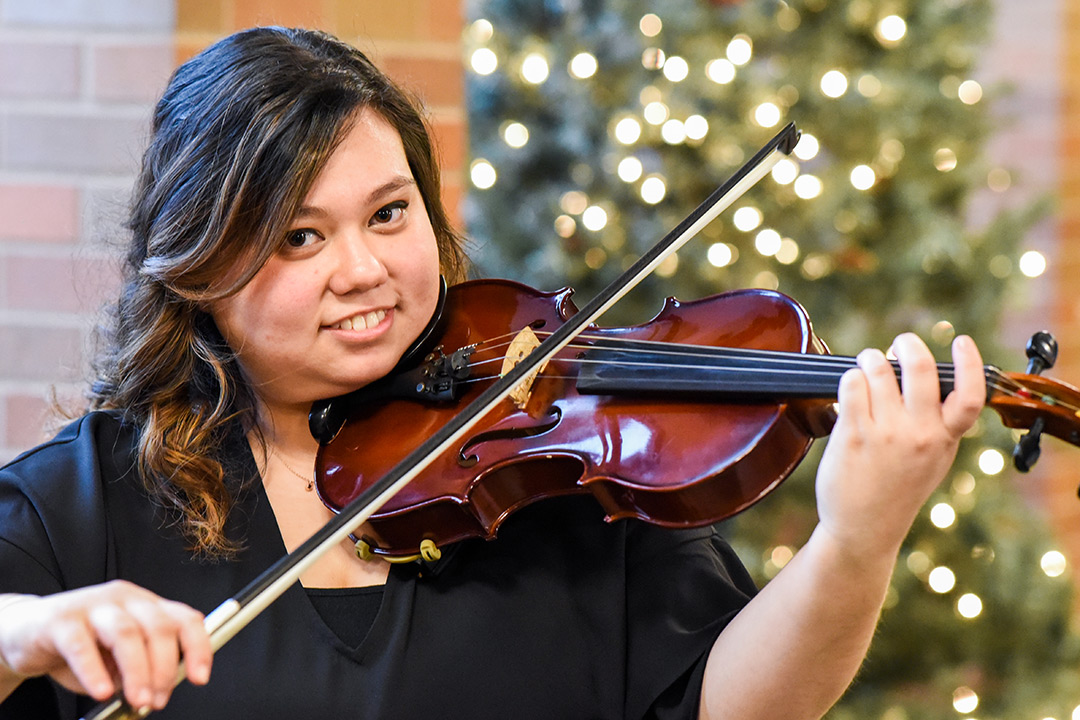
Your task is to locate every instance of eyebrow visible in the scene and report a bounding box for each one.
[293,174,417,220]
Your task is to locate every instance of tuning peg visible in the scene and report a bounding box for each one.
[1025,331,1058,375]
[1013,332,1057,473]
[1013,416,1045,473]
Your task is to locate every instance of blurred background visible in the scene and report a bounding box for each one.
[0,0,1077,716]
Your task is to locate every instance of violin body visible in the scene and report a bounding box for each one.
[314,279,838,558]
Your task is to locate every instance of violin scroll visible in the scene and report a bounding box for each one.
[979,330,1080,472]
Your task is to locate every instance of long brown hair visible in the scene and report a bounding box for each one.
[89,27,467,556]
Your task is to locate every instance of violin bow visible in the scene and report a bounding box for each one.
[81,122,801,720]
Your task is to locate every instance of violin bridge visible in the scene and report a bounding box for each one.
[501,325,548,409]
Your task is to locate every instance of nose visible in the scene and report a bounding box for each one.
[327,232,389,295]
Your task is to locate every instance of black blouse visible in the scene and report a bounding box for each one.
[0,412,756,719]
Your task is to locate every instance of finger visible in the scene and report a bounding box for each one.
[49,617,117,701]
[835,363,871,432]
[124,601,182,709]
[87,604,154,711]
[892,333,942,418]
[164,601,212,686]
[855,347,901,422]
[941,334,986,436]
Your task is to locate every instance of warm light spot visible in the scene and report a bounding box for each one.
[957,592,983,618]
[928,566,956,593]
[880,138,905,163]
[770,545,794,568]
[468,19,494,43]
[617,157,643,182]
[569,52,598,79]
[470,48,498,75]
[640,175,666,204]
[850,164,876,190]
[639,13,662,37]
[857,74,882,97]
[584,247,606,269]
[978,448,1005,475]
[655,252,678,277]
[930,502,956,529]
[726,35,753,66]
[520,53,550,84]
[662,56,689,82]
[1019,250,1047,278]
[470,159,496,189]
[1042,550,1067,577]
[643,101,669,125]
[958,79,983,104]
[801,253,833,280]
[987,167,1011,192]
[793,174,823,199]
[775,238,800,265]
[582,205,608,231]
[931,320,955,345]
[952,472,976,495]
[934,147,958,172]
[752,270,779,290]
[706,58,736,84]
[754,102,782,128]
[772,158,799,184]
[560,190,588,215]
[777,6,801,31]
[875,15,907,45]
[641,47,665,70]
[661,119,686,144]
[733,206,763,232]
[684,115,709,140]
[554,215,576,238]
[614,117,642,144]
[707,242,738,268]
[906,550,932,576]
[820,69,849,98]
[794,133,819,160]
[755,229,782,256]
[952,687,978,714]
[502,122,529,148]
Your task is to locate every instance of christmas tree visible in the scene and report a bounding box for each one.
[462,0,1078,717]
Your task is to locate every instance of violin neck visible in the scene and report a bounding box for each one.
[576,341,979,401]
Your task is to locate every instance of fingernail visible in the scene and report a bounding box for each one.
[154,692,170,709]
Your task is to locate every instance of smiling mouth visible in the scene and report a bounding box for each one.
[330,309,387,331]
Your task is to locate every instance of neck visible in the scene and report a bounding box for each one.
[253,396,321,458]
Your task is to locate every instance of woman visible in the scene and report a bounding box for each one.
[0,26,985,720]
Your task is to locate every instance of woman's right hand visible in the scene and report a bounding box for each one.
[0,581,212,711]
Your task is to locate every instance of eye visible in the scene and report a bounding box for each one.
[371,201,407,226]
[285,228,320,248]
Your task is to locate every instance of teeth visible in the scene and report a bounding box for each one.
[335,309,386,331]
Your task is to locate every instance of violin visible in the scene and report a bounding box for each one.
[81,121,1080,719]
[309,278,1080,560]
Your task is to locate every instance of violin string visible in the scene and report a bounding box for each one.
[454,333,1066,412]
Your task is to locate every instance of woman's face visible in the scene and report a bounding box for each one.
[209,109,442,412]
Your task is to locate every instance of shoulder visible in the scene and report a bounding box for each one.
[0,411,136,592]
[2,410,131,477]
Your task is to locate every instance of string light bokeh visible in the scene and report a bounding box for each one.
[463,1,1074,716]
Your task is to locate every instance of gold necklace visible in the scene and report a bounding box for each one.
[271,450,315,491]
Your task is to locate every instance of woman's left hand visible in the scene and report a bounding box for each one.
[813,333,986,560]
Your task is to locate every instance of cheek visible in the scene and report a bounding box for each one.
[212,271,317,349]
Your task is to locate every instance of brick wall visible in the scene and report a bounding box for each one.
[1039,0,1080,561]
[0,1,465,460]
[0,0,175,457]
[175,0,467,225]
